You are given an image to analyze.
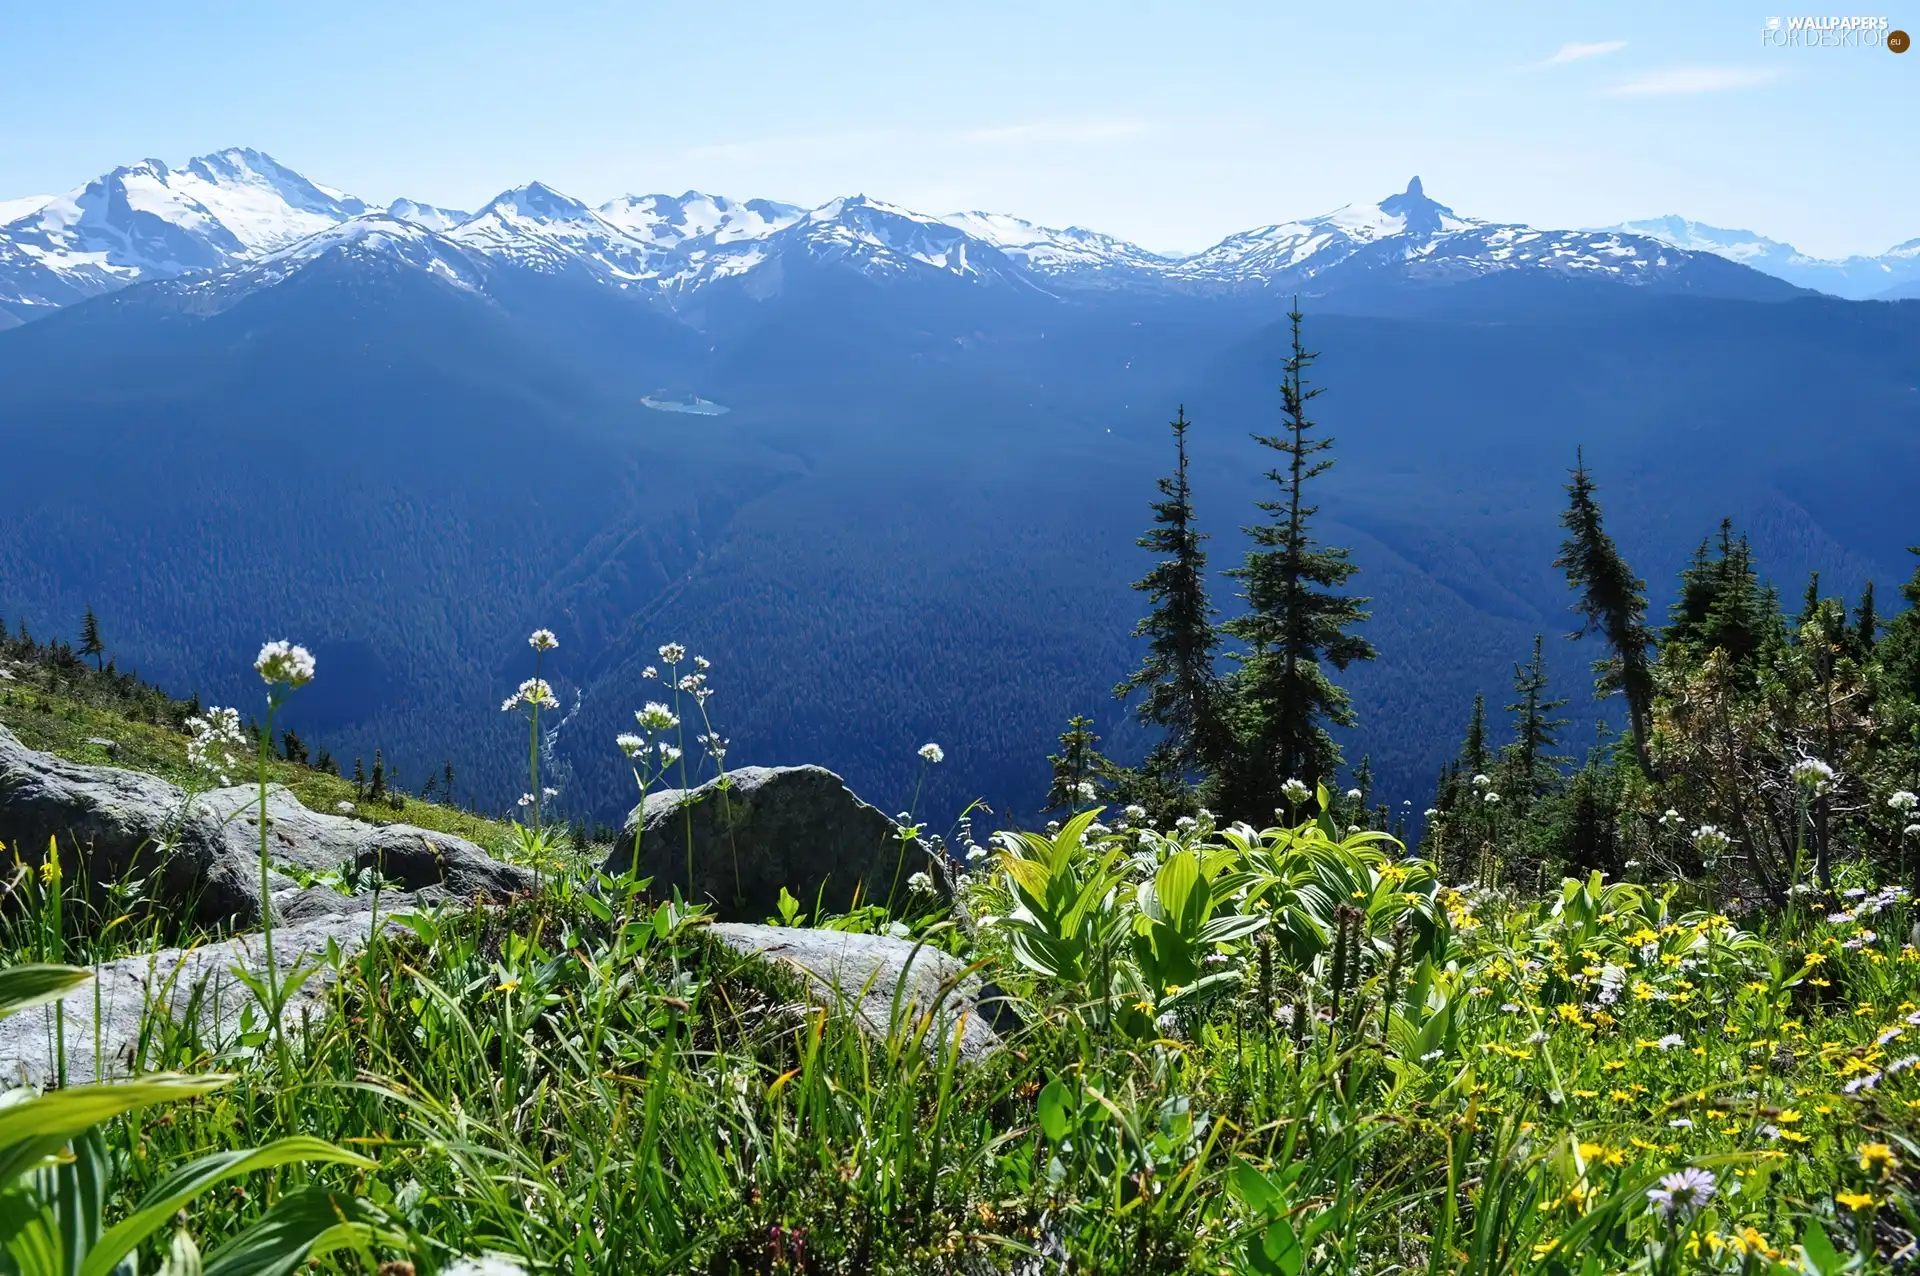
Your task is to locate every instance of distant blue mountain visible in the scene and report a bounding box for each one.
[2,155,1914,828]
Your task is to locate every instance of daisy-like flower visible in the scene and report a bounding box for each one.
[1656,1033,1684,1050]
[1859,1142,1899,1176]
[616,733,646,758]
[918,742,945,764]
[636,702,679,731]
[254,640,316,688]
[658,643,686,664]
[528,629,558,651]
[1647,1167,1716,1218]
[1281,778,1312,805]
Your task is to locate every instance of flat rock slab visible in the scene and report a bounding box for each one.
[707,922,1010,1062]
[0,904,398,1087]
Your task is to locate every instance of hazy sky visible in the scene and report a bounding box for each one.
[1,0,1912,257]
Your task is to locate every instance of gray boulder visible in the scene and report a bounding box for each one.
[0,908,393,1086]
[0,723,532,927]
[604,765,932,921]
[707,923,1011,1061]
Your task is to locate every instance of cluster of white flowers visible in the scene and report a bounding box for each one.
[1344,787,1362,801]
[1657,807,1682,827]
[678,671,711,704]
[253,640,315,688]
[1889,789,1919,813]
[444,1257,529,1276]
[1483,791,1502,806]
[918,742,944,764]
[658,643,686,665]
[696,731,725,762]
[1281,777,1312,805]
[616,733,646,758]
[1693,824,1731,857]
[1075,780,1097,803]
[184,705,243,781]
[906,870,935,897]
[636,702,679,731]
[502,678,558,713]
[1471,773,1491,789]
[528,629,558,651]
[1791,757,1837,794]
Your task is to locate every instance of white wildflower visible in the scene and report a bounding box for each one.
[906,870,935,897]
[517,793,534,808]
[658,743,683,764]
[694,655,711,670]
[1075,780,1097,802]
[1890,790,1919,813]
[443,1258,529,1276]
[658,643,686,664]
[542,786,558,799]
[1656,1033,1684,1051]
[1424,807,1439,818]
[919,742,945,764]
[1124,804,1147,821]
[253,640,316,688]
[696,731,726,760]
[1791,757,1836,794]
[527,629,558,651]
[1471,773,1491,789]
[641,665,658,680]
[1483,791,1502,805]
[1281,778,1312,805]
[1345,787,1363,801]
[1906,824,1920,838]
[503,678,558,712]
[616,733,646,758]
[636,702,679,731]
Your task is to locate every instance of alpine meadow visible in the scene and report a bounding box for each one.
[3,16,1920,1271]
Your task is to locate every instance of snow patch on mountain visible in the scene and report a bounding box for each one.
[597,191,804,249]
[388,198,471,232]
[0,196,51,228]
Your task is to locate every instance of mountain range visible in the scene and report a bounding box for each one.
[9,146,1893,329]
[1,148,1916,831]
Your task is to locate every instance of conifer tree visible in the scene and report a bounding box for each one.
[370,751,386,801]
[353,755,367,800]
[1552,451,1655,776]
[444,759,456,805]
[78,606,103,671]
[1854,581,1878,654]
[1045,715,1109,813]
[1461,691,1489,777]
[1667,520,1774,665]
[1218,303,1373,818]
[1502,634,1569,807]
[1115,405,1222,777]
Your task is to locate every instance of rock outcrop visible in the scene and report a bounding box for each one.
[0,908,394,1086]
[0,723,532,926]
[706,922,1012,1061]
[605,765,933,921]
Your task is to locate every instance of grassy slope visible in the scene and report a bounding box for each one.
[0,647,517,856]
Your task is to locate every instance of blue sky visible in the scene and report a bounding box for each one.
[0,0,1911,256]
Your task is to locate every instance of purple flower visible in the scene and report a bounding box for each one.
[1647,1167,1717,1218]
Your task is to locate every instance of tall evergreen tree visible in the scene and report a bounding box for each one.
[1854,581,1878,654]
[1552,451,1655,776]
[1115,406,1223,777]
[1502,634,1570,806]
[78,606,104,671]
[1667,519,1774,665]
[1218,303,1374,818]
[1461,691,1489,777]
[1045,715,1110,813]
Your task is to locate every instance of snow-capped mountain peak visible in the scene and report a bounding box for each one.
[448,182,659,281]
[596,191,804,249]
[387,198,471,233]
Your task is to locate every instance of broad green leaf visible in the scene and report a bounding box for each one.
[82,1138,376,1276]
[1259,1215,1303,1276]
[1036,1079,1071,1143]
[1155,853,1200,931]
[201,1185,396,1276]
[0,1076,231,1150]
[0,965,92,1024]
[1799,1219,1841,1276]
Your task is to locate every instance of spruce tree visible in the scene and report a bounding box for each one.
[353,756,367,800]
[1668,520,1773,665]
[1045,715,1109,813]
[1552,451,1655,776]
[1854,581,1878,654]
[370,751,386,801]
[1218,302,1374,818]
[78,606,104,671]
[444,759,456,805]
[1502,634,1569,807]
[1115,405,1222,777]
[1461,691,1489,776]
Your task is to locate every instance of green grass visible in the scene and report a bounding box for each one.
[0,652,518,855]
[5,647,1919,1274]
